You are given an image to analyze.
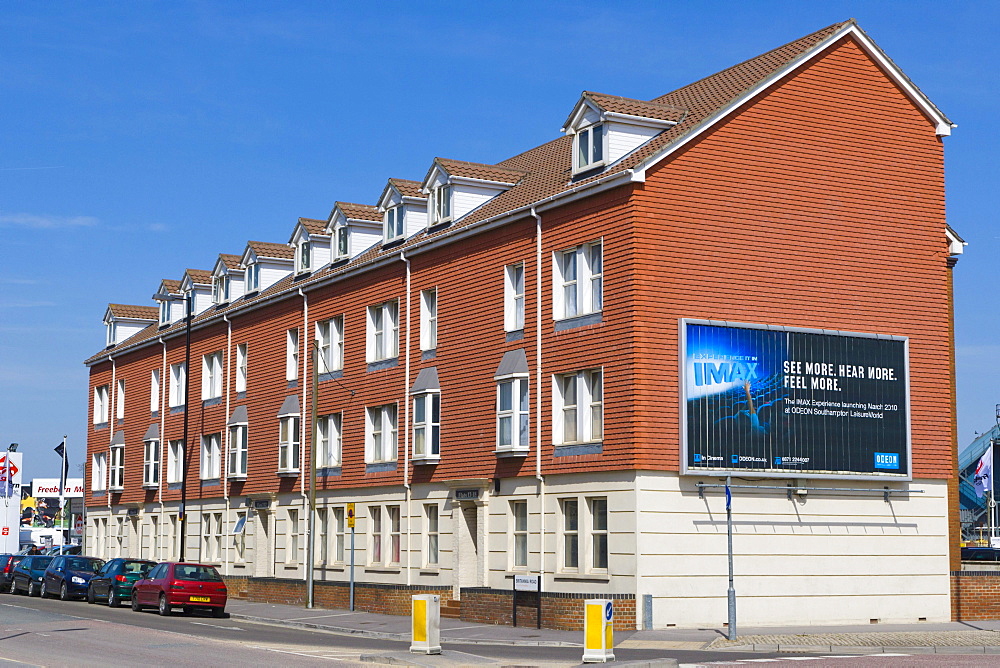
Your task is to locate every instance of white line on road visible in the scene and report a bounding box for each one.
[189,622,244,631]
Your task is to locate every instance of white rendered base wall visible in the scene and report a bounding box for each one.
[636,472,951,628]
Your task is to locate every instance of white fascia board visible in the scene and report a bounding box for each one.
[449,175,518,189]
[239,247,258,267]
[103,306,115,324]
[289,223,309,245]
[602,111,678,129]
[420,163,449,193]
[561,97,601,134]
[376,184,401,211]
[945,226,967,255]
[632,23,954,182]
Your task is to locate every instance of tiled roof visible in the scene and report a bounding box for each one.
[219,254,242,270]
[158,279,181,293]
[431,158,527,186]
[185,269,213,285]
[335,202,382,223]
[579,92,687,123]
[389,179,425,199]
[298,217,327,235]
[107,304,158,321]
[247,241,295,260]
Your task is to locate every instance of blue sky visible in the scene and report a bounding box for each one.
[1,1,997,480]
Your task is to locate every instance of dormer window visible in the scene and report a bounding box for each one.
[246,261,260,292]
[430,185,452,226]
[296,239,311,274]
[158,299,170,326]
[575,123,604,172]
[335,226,349,260]
[212,274,229,304]
[385,206,404,243]
[106,321,116,347]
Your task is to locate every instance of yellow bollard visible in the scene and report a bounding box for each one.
[410,594,442,654]
[582,599,615,663]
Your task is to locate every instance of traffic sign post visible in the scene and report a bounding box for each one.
[347,503,356,611]
[582,599,615,663]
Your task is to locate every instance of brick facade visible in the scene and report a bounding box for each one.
[951,572,1000,621]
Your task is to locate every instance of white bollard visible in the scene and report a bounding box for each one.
[410,594,442,654]
[582,598,615,663]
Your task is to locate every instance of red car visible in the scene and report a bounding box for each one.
[130,562,227,617]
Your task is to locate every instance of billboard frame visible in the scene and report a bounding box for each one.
[679,318,912,481]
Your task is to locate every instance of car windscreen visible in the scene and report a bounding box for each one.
[174,565,223,582]
[31,557,54,569]
[122,561,154,575]
[66,557,103,572]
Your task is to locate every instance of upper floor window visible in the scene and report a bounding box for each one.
[429,185,452,225]
[115,379,125,421]
[200,433,221,479]
[420,289,437,351]
[235,343,248,393]
[286,329,299,381]
[317,413,342,469]
[553,369,603,445]
[158,300,170,326]
[497,376,529,452]
[150,369,160,413]
[334,226,349,260]
[228,424,248,478]
[91,452,107,491]
[201,351,223,401]
[278,415,301,472]
[167,440,184,484]
[109,445,124,490]
[246,261,261,292]
[367,300,398,362]
[93,385,110,425]
[296,239,311,274]
[143,439,160,487]
[106,321,116,347]
[169,363,186,408]
[554,241,602,320]
[574,123,604,173]
[413,391,441,460]
[504,263,525,332]
[385,206,404,243]
[366,404,397,463]
[212,274,229,304]
[316,317,344,374]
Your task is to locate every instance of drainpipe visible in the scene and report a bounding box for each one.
[299,288,314,604]
[222,315,231,575]
[530,207,545,589]
[109,357,116,522]
[158,337,168,558]
[399,251,412,586]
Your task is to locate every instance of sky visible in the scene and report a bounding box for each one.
[1,1,997,481]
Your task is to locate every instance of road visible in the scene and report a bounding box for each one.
[2,595,999,667]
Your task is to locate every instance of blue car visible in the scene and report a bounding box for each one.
[41,555,104,601]
[9,555,54,596]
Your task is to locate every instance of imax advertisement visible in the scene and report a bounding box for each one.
[682,320,910,478]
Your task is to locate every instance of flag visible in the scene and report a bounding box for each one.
[54,442,68,493]
[725,482,732,511]
[975,444,994,499]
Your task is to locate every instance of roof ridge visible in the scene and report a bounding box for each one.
[435,157,528,175]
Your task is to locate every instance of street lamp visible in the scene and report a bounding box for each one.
[7,444,17,452]
[153,290,192,561]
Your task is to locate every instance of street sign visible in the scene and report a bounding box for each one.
[514,574,539,591]
[455,489,480,501]
[347,503,356,528]
[73,515,84,537]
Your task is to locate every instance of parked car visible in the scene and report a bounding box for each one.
[131,562,227,617]
[0,554,26,591]
[87,558,156,607]
[9,556,55,596]
[44,544,82,556]
[41,555,104,600]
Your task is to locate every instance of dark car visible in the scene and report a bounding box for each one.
[961,546,1000,562]
[88,558,156,607]
[9,555,55,596]
[131,562,227,617]
[44,544,82,556]
[42,555,104,600]
[0,554,26,591]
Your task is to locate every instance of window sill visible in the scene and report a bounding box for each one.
[318,466,341,478]
[553,442,603,457]
[236,391,246,400]
[366,357,398,373]
[167,482,182,490]
[365,566,401,574]
[419,567,440,575]
[421,349,436,361]
[411,455,440,465]
[276,470,300,477]
[554,312,603,332]
[169,405,185,415]
[554,572,609,582]
[505,329,524,342]
[571,160,606,179]
[150,411,159,419]
[109,486,124,493]
[202,397,222,408]
[142,483,159,490]
[319,370,344,382]
[92,490,107,497]
[495,447,529,458]
[200,478,221,488]
[227,474,248,481]
[287,379,298,389]
[365,462,397,474]
[93,422,109,431]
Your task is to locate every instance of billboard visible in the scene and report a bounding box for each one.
[681,319,910,479]
[0,452,24,554]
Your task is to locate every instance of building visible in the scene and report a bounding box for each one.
[85,20,965,629]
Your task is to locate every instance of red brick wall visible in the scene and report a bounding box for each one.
[951,573,1000,621]
[461,588,636,631]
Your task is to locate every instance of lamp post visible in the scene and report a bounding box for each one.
[153,290,192,561]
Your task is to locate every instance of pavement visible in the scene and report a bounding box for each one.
[223,598,1000,658]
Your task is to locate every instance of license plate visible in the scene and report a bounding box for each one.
[189,596,210,602]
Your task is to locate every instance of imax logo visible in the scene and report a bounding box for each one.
[693,362,759,387]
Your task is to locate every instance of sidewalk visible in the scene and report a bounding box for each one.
[224,599,1000,654]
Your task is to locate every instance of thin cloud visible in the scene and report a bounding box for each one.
[0,212,98,229]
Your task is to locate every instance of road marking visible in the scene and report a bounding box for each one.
[281,612,357,621]
[189,621,244,631]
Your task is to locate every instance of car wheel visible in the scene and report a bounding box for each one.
[108,589,120,608]
[59,583,69,601]
[212,606,226,619]
[131,595,143,612]
[86,586,95,604]
[39,581,47,598]
[9,579,17,595]
[158,594,170,616]
[28,581,37,597]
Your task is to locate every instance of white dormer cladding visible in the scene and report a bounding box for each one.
[420,159,524,227]
[327,203,381,262]
[156,280,185,325]
[210,254,245,305]
[104,305,156,347]
[562,92,683,175]
[376,179,428,243]
[180,270,214,315]
[289,218,331,274]
[240,242,295,294]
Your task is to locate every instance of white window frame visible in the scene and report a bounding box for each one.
[149,515,160,561]
[384,206,404,242]
[200,432,221,480]
[212,274,229,304]
[246,261,260,292]
[573,123,605,173]
[424,503,439,567]
[106,320,116,347]
[150,369,160,413]
[202,512,222,563]
[370,506,382,565]
[511,500,528,569]
[235,343,248,393]
[430,184,452,225]
[589,497,609,571]
[91,452,107,491]
[558,495,609,573]
[167,440,184,484]
[296,238,311,274]
[232,511,247,563]
[334,225,349,260]
[316,507,328,566]
[94,385,109,425]
[169,363,186,408]
[504,263,525,332]
[366,300,398,362]
[317,413,342,469]
[333,507,345,563]
[552,369,603,445]
[109,444,124,490]
[420,288,437,351]
[278,415,301,472]
[412,391,440,460]
[158,299,170,326]
[286,508,300,564]
[115,379,125,421]
[553,241,603,320]
[228,423,248,478]
[286,329,299,381]
[201,351,223,401]
[560,497,579,571]
[365,404,397,464]
[143,439,160,487]
[496,375,529,453]
[316,317,344,374]
[387,505,401,565]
